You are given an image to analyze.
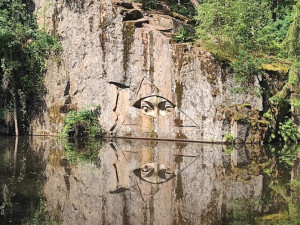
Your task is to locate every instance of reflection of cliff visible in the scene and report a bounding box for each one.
[39,138,265,225]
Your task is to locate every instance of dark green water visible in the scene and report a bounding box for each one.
[0,137,299,225]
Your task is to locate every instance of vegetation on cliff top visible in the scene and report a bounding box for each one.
[165,0,300,142]
[195,0,296,85]
[193,0,300,142]
[163,0,300,142]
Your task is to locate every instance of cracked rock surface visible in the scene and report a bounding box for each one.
[31,0,263,142]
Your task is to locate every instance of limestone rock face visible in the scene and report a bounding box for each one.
[31,0,263,142]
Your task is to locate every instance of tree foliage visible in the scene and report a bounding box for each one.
[196,0,269,53]
[285,1,300,60]
[195,1,298,87]
[0,0,60,134]
[61,105,106,139]
[195,0,296,87]
[196,0,296,56]
[195,0,300,142]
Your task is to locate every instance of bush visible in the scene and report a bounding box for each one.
[224,132,235,144]
[196,0,271,53]
[230,50,266,93]
[59,105,106,167]
[278,117,299,142]
[173,27,195,43]
[61,105,106,138]
[196,0,294,56]
[171,2,196,18]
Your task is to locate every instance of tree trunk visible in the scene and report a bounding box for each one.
[271,0,278,21]
[13,94,19,136]
[13,136,18,176]
[190,0,200,8]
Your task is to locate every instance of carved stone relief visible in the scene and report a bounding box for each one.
[133,95,175,118]
[109,75,201,139]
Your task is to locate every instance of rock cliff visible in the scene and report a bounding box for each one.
[31,0,265,142]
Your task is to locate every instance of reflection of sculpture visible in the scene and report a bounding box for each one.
[133,162,175,184]
[133,95,175,118]
[107,143,130,194]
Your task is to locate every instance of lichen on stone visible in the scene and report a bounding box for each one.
[262,62,290,74]
[48,103,64,124]
[175,81,183,108]
[123,22,135,81]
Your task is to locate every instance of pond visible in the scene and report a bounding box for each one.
[0,137,299,225]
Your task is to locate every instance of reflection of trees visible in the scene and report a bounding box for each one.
[268,179,300,224]
[267,156,300,225]
[264,144,300,224]
[0,137,51,224]
[227,144,300,224]
[0,137,20,218]
[3,138,295,225]
[60,137,106,167]
[270,144,299,168]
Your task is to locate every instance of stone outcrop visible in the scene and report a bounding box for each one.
[31,0,265,142]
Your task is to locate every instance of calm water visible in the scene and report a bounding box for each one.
[0,137,299,225]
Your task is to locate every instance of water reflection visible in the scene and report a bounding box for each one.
[133,162,175,184]
[0,137,47,224]
[0,137,299,224]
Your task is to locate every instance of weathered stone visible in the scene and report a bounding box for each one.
[134,19,149,28]
[30,0,264,142]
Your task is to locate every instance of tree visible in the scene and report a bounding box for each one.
[284,1,300,112]
[189,0,199,8]
[196,0,273,54]
[285,0,300,60]
[0,0,60,135]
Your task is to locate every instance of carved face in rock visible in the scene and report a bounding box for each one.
[133,95,175,118]
[133,162,175,184]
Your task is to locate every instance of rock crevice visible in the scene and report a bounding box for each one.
[31,0,264,143]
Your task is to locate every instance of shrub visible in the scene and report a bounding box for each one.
[173,27,195,43]
[230,51,266,93]
[61,105,106,138]
[59,105,106,167]
[224,132,235,144]
[263,109,276,142]
[171,2,196,18]
[278,117,299,142]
